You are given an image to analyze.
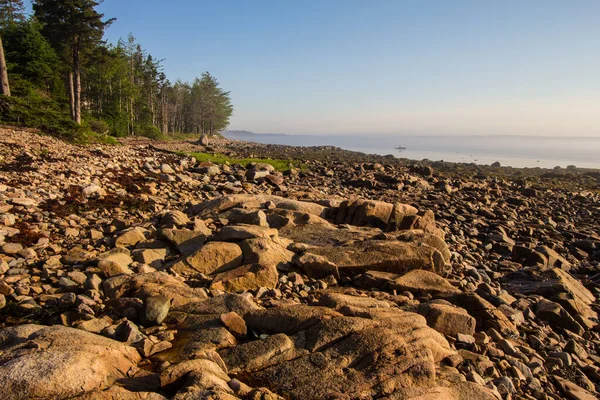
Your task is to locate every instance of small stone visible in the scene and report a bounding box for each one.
[457,333,476,344]
[116,320,145,344]
[98,252,134,277]
[59,292,77,308]
[494,376,515,397]
[498,338,518,356]
[115,227,146,248]
[549,351,572,367]
[161,164,175,174]
[565,340,588,360]
[142,296,170,327]
[466,371,486,386]
[474,332,490,345]
[0,260,9,274]
[220,311,247,339]
[2,243,23,255]
[11,198,37,207]
[76,318,111,333]
[58,277,79,290]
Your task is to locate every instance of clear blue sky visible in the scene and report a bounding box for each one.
[26,0,600,136]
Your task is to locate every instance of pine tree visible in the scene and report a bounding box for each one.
[0,0,25,30]
[2,20,59,91]
[0,0,26,96]
[33,0,113,124]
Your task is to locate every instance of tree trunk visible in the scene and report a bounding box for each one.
[161,90,168,134]
[0,37,10,97]
[68,72,75,120]
[129,55,135,135]
[72,37,81,124]
[73,62,81,124]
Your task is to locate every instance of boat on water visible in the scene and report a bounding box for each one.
[395,145,407,150]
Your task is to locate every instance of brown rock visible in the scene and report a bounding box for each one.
[309,240,447,276]
[160,228,206,255]
[294,252,340,279]
[98,252,134,277]
[132,248,167,268]
[240,238,294,270]
[115,227,146,248]
[211,263,278,292]
[172,241,242,276]
[103,272,207,307]
[0,325,140,399]
[357,270,460,296]
[214,224,279,241]
[419,302,477,337]
[220,311,247,339]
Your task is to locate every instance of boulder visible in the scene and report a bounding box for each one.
[243,294,456,400]
[0,325,140,399]
[98,252,134,277]
[73,386,167,399]
[142,295,170,326]
[199,133,209,146]
[161,228,206,256]
[452,293,518,336]
[160,358,231,395]
[220,311,247,339]
[115,227,147,248]
[132,248,167,268]
[356,270,460,296]
[294,252,340,279]
[160,210,190,227]
[309,240,446,276]
[240,238,294,270]
[419,302,477,337]
[220,333,299,374]
[62,247,95,265]
[334,199,417,230]
[553,375,597,400]
[400,211,446,240]
[536,298,584,335]
[211,263,278,292]
[103,272,207,307]
[172,241,242,276]
[395,230,451,262]
[536,246,571,271]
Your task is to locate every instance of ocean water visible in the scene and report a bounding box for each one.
[223,132,600,169]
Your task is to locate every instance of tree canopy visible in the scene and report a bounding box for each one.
[0,0,233,139]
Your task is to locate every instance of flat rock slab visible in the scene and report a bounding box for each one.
[356,270,460,296]
[308,240,446,276]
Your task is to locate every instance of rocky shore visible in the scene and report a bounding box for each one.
[0,127,599,400]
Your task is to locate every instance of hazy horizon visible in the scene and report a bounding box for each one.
[226,129,600,139]
[25,0,600,137]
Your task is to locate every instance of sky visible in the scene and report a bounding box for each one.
[25,0,600,136]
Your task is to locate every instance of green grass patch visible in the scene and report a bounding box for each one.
[187,151,301,171]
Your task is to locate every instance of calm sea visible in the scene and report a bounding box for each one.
[223,132,600,169]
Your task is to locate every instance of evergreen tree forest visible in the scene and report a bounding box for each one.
[0,0,233,141]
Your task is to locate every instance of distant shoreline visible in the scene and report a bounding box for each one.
[225,130,600,140]
[223,131,600,169]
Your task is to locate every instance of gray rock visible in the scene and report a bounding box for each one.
[142,295,170,326]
